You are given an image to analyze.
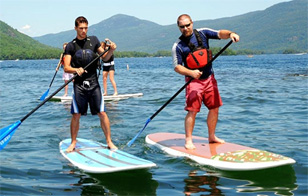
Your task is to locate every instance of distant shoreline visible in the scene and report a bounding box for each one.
[1,52,307,61]
[1,49,307,61]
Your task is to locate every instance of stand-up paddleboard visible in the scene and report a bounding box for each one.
[146,132,295,171]
[50,93,143,102]
[60,138,156,173]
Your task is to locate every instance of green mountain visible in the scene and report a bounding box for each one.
[0,0,306,60]
[0,21,61,60]
[34,0,307,54]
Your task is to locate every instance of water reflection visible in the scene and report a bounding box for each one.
[183,165,297,196]
[184,170,222,195]
[221,165,298,196]
[71,169,158,195]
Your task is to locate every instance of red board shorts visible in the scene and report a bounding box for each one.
[185,74,223,112]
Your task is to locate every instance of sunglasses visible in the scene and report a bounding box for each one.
[179,23,191,29]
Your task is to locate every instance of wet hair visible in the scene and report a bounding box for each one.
[75,16,88,27]
[177,14,192,25]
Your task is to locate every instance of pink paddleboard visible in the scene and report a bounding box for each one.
[145,132,295,171]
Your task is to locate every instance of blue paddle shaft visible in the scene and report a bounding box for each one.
[127,118,151,147]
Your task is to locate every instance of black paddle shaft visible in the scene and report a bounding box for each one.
[150,40,233,120]
[20,48,110,122]
[48,54,64,88]
[48,69,59,88]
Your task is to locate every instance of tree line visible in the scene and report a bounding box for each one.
[1,47,304,60]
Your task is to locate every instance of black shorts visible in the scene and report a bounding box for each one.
[103,65,115,72]
[71,79,104,115]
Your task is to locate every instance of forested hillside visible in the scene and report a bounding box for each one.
[0,21,61,60]
[34,0,307,54]
[1,0,307,60]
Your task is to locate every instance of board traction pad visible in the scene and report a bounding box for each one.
[211,150,289,163]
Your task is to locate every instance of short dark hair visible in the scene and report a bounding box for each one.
[177,14,192,25]
[75,16,88,27]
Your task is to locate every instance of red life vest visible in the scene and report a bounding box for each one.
[183,29,212,69]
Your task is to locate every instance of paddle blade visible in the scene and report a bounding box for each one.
[0,121,21,150]
[127,118,151,147]
[39,89,50,101]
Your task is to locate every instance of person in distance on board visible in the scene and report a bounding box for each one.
[63,16,117,152]
[56,42,74,97]
[171,14,240,149]
[100,41,118,96]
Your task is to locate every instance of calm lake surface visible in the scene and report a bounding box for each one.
[0,53,307,195]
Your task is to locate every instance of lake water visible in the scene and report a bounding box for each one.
[0,53,307,195]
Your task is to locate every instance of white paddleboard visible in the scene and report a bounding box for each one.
[146,132,296,171]
[60,138,156,173]
[50,93,143,102]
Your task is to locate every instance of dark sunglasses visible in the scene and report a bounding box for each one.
[179,23,191,29]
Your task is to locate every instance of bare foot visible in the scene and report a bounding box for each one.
[103,92,107,96]
[63,93,67,97]
[209,136,225,144]
[185,140,196,150]
[113,92,118,96]
[107,142,118,150]
[66,143,76,152]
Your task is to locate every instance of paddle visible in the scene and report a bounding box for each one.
[127,40,233,147]
[0,48,110,151]
[39,54,63,101]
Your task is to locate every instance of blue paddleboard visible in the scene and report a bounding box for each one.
[59,138,156,173]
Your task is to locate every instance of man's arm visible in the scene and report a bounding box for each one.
[63,55,84,76]
[174,65,202,79]
[55,53,63,71]
[98,39,117,62]
[218,30,240,42]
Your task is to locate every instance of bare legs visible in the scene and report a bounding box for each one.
[66,113,81,152]
[185,111,197,149]
[103,71,108,96]
[63,80,69,96]
[184,107,225,150]
[103,71,118,96]
[97,112,117,149]
[207,107,225,143]
[109,71,118,96]
[66,112,117,152]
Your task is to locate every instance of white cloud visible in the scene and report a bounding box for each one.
[18,24,34,36]
[21,24,31,30]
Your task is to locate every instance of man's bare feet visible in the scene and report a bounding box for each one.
[209,135,225,144]
[63,93,67,97]
[103,92,107,96]
[185,140,196,150]
[66,142,76,152]
[113,92,118,96]
[107,142,118,150]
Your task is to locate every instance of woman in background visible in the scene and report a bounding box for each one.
[101,41,118,96]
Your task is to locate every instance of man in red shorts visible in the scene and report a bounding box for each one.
[171,14,240,149]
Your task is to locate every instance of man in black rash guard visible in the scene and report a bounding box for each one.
[63,16,117,152]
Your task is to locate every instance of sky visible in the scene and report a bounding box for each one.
[0,0,291,37]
